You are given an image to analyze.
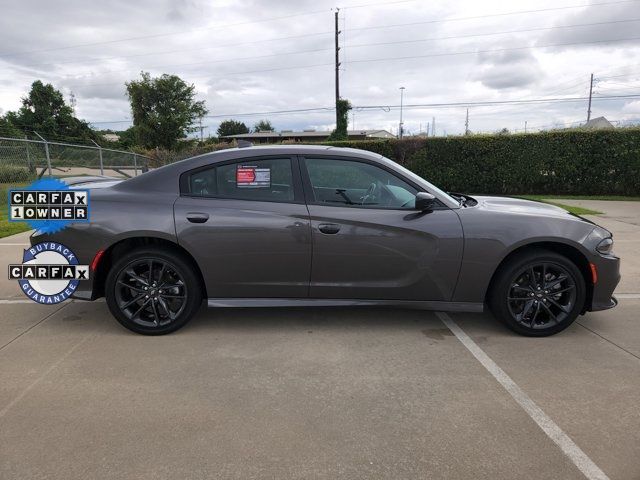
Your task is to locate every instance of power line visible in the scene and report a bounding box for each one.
[64,62,334,89]
[346,0,640,32]
[346,18,640,49]
[364,94,640,110]
[0,8,333,58]
[84,93,640,125]
[15,13,640,75]
[0,0,639,65]
[13,16,640,74]
[0,0,417,60]
[345,36,640,66]
[59,47,332,81]
[341,0,418,9]
[60,34,640,88]
[19,31,333,70]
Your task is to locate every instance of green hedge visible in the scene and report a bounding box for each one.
[325,128,640,195]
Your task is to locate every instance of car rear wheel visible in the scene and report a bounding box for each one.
[489,249,586,337]
[105,247,202,335]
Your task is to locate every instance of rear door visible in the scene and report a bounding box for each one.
[300,156,463,301]
[174,155,311,298]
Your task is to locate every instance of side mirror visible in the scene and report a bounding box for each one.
[415,192,436,211]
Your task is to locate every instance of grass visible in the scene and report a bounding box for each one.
[0,182,30,239]
[0,210,29,238]
[519,195,603,215]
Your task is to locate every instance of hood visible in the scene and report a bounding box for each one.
[472,195,589,222]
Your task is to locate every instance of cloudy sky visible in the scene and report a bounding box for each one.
[1,0,640,138]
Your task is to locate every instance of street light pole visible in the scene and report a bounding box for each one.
[399,86,405,139]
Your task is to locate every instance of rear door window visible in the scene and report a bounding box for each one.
[188,158,294,202]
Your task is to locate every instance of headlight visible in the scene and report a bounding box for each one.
[596,237,614,255]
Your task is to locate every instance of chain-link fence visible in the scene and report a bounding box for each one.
[0,135,150,185]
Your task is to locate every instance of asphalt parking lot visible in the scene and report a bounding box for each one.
[1,200,639,480]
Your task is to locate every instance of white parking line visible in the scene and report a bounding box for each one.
[436,312,609,480]
[0,298,105,304]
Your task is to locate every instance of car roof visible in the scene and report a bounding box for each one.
[114,144,385,194]
[189,144,383,161]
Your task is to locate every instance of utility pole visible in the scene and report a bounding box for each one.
[524,120,528,133]
[399,86,405,139]
[69,91,77,115]
[464,108,469,135]
[198,117,207,142]
[587,73,594,122]
[426,122,430,137]
[432,117,436,137]
[334,9,341,129]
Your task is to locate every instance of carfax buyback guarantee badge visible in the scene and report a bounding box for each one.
[9,242,88,304]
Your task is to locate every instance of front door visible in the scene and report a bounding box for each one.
[174,156,311,298]
[301,156,463,301]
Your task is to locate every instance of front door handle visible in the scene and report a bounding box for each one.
[186,212,209,224]
[318,223,341,234]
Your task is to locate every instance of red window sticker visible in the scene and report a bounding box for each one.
[236,166,271,188]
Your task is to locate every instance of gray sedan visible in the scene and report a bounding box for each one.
[33,145,620,336]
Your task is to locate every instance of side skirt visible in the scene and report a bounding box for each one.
[207,298,484,312]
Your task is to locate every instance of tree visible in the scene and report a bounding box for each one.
[253,119,274,132]
[328,98,352,141]
[0,114,22,137]
[126,72,207,149]
[4,80,96,141]
[217,119,249,138]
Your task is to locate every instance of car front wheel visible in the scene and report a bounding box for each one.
[105,247,202,335]
[489,249,586,337]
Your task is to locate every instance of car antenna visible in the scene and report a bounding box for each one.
[237,140,253,148]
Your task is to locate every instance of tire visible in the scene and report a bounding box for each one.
[105,246,202,335]
[488,249,586,337]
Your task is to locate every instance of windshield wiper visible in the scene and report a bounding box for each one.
[448,192,466,207]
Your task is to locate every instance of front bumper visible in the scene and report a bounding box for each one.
[589,254,621,311]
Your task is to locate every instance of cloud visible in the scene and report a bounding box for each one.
[1,0,640,136]
[540,2,640,49]
[622,100,640,114]
[473,48,543,90]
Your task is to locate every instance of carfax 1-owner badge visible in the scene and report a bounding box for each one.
[8,242,89,304]
[8,178,90,234]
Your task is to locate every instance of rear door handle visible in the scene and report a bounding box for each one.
[318,223,341,234]
[186,212,209,224]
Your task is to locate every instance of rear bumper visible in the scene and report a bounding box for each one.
[589,254,620,311]
[30,230,101,301]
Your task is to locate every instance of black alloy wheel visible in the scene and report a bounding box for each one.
[115,258,187,328]
[489,249,586,337]
[507,262,577,330]
[106,247,202,335]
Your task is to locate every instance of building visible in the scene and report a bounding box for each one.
[223,129,395,143]
[581,116,615,130]
[102,133,120,142]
